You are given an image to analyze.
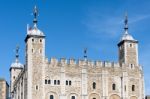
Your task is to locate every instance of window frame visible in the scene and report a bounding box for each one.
[66,80,68,85]
[71,96,75,99]
[112,83,116,90]
[93,82,96,89]
[50,95,54,99]
[132,85,135,91]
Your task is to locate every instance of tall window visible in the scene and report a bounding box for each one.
[66,81,68,85]
[32,39,34,42]
[124,85,126,91]
[40,39,42,43]
[50,95,54,99]
[45,80,47,84]
[130,44,133,47]
[71,96,75,99]
[69,81,71,85]
[112,83,116,90]
[131,64,133,68]
[35,85,38,90]
[93,82,96,89]
[57,80,60,85]
[54,80,56,85]
[48,80,51,84]
[13,76,15,80]
[32,49,34,53]
[132,85,135,91]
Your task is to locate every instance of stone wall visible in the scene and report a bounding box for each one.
[0,78,9,99]
[43,58,144,99]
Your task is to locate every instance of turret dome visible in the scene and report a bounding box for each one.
[121,31,135,41]
[120,13,136,41]
[11,62,23,68]
[27,27,44,36]
[10,46,24,69]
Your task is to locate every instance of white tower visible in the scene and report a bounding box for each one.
[10,46,24,98]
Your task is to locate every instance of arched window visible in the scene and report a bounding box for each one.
[39,49,42,53]
[71,96,75,99]
[130,44,132,47]
[32,39,34,42]
[54,80,56,85]
[35,85,38,90]
[57,80,60,85]
[13,76,15,80]
[50,95,54,99]
[48,80,51,84]
[45,80,47,84]
[124,85,126,91]
[131,64,133,68]
[66,81,68,85]
[132,85,135,91]
[40,39,42,43]
[69,81,71,85]
[93,82,96,89]
[112,83,116,90]
[32,49,34,53]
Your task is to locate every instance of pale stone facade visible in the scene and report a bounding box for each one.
[10,7,145,99]
[0,78,9,99]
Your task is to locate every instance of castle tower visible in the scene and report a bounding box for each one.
[10,46,23,97]
[118,14,139,67]
[25,6,45,99]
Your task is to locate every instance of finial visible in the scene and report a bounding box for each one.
[33,5,38,28]
[84,48,87,60]
[15,45,19,63]
[124,12,128,34]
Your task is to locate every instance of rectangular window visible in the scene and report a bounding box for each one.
[69,81,71,85]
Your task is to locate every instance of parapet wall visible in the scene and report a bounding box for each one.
[45,57,121,68]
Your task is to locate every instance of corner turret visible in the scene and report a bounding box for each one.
[10,46,23,96]
[118,14,139,67]
[25,6,45,99]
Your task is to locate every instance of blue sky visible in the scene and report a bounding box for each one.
[0,0,150,95]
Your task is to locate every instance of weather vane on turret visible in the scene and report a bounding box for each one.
[15,45,19,63]
[84,48,88,60]
[33,5,38,28]
[124,12,128,34]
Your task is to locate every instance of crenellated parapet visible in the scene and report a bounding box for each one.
[45,57,121,68]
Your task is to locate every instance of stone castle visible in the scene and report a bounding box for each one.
[9,6,145,99]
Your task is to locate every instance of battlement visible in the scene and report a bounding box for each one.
[45,57,120,68]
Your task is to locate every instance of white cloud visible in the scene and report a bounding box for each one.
[129,14,150,24]
[82,14,123,38]
[83,11,150,39]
